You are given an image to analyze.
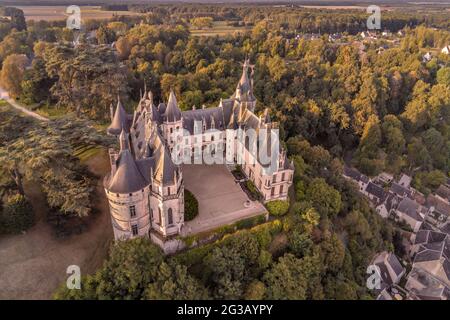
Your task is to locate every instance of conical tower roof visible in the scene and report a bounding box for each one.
[107,130,148,193]
[107,97,129,135]
[164,90,182,123]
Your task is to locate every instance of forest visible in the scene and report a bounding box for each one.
[0,4,448,299]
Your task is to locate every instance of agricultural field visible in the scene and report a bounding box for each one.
[15,5,140,21]
[190,21,251,37]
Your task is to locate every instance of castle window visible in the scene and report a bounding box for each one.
[272,175,277,183]
[150,208,153,218]
[158,207,162,225]
[168,208,173,225]
[280,185,284,194]
[282,173,285,181]
[271,187,275,196]
[129,205,136,218]
[132,224,138,236]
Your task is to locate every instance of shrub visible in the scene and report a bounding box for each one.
[266,200,289,216]
[184,189,198,221]
[244,180,262,200]
[0,194,34,234]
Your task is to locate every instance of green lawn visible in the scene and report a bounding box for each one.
[190,21,251,37]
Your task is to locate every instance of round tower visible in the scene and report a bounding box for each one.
[104,130,151,240]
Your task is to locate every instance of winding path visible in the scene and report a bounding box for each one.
[0,87,49,121]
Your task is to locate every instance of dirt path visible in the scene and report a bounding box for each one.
[0,149,112,299]
[0,87,49,122]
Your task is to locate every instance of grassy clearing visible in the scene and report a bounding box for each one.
[33,105,70,120]
[73,144,104,163]
[190,21,251,37]
[17,5,140,22]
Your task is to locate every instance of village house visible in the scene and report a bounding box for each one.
[441,45,450,55]
[407,225,450,300]
[372,251,406,300]
[394,198,425,232]
[425,194,450,229]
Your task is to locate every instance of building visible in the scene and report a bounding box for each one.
[422,52,432,63]
[376,193,398,219]
[442,45,450,55]
[342,165,369,192]
[364,182,387,205]
[394,198,425,232]
[406,227,450,300]
[372,251,406,299]
[425,194,450,229]
[103,60,294,252]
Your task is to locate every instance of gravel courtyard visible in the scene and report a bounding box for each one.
[181,164,267,235]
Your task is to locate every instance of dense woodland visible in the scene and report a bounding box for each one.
[0,4,448,299]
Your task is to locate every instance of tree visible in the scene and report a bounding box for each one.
[0,193,34,234]
[55,238,164,299]
[96,24,115,45]
[205,232,260,299]
[319,232,345,273]
[436,67,450,86]
[191,17,213,29]
[266,200,289,216]
[0,54,29,98]
[43,44,128,119]
[0,7,26,31]
[305,178,342,218]
[20,57,54,104]
[0,30,31,63]
[244,280,266,300]
[145,261,209,299]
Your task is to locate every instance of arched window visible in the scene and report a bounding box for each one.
[168,208,173,225]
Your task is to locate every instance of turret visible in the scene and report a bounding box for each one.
[104,129,151,240]
[107,96,130,136]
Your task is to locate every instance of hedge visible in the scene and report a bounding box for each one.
[265,200,290,216]
[184,189,199,221]
[0,194,34,234]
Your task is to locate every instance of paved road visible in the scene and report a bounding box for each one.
[0,87,49,121]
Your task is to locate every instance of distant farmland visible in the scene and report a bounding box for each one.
[16,5,140,21]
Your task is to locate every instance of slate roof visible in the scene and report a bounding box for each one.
[390,182,412,199]
[106,130,149,193]
[366,182,386,201]
[397,198,422,221]
[388,253,404,277]
[427,194,450,216]
[373,251,404,288]
[107,98,130,135]
[163,90,182,123]
[412,227,450,286]
[407,268,450,300]
[343,166,361,180]
[383,193,398,212]
[436,185,450,201]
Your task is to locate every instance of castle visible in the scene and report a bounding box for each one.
[103,60,294,252]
